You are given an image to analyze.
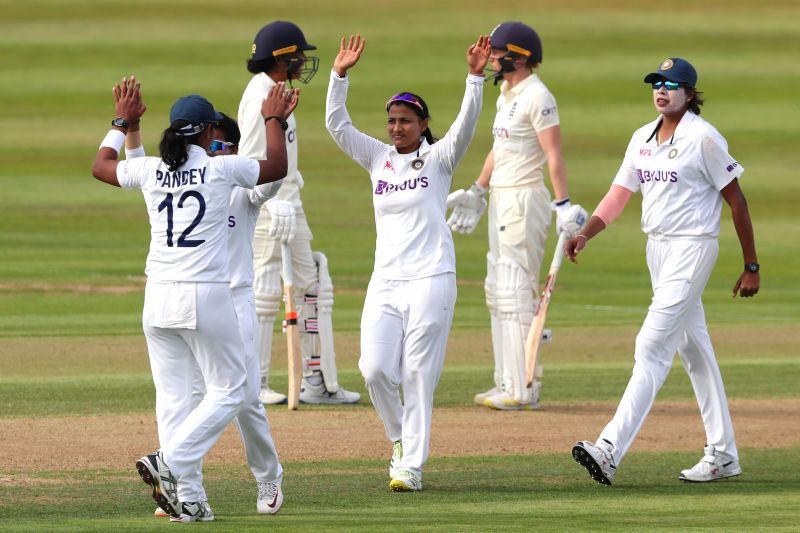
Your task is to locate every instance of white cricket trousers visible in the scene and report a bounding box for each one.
[486,183,551,394]
[178,286,284,500]
[359,273,457,477]
[598,236,738,464]
[143,281,246,502]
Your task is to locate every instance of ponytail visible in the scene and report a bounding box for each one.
[159,120,201,171]
[687,88,704,115]
[422,127,437,145]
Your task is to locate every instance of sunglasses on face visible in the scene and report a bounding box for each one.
[209,140,234,152]
[652,80,682,91]
[386,93,424,112]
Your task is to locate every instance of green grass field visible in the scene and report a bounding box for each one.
[1,0,799,530]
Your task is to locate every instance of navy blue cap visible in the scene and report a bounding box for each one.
[644,58,698,87]
[251,21,316,61]
[490,21,542,63]
[169,95,223,136]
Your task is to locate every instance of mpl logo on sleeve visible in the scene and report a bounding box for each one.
[726,161,739,172]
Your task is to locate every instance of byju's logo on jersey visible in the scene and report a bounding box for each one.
[374,177,429,195]
[637,169,678,183]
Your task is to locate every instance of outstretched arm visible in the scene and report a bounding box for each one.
[113,76,147,158]
[720,178,759,297]
[436,35,490,174]
[256,81,299,185]
[92,76,146,186]
[326,35,386,169]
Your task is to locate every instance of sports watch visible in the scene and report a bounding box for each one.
[111,117,130,129]
[744,262,760,273]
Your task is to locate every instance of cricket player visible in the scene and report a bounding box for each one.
[566,57,760,485]
[447,21,587,410]
[326,34,490,492]
[239,20,360,405]
[92,80,295,520]
[121,104,294,520]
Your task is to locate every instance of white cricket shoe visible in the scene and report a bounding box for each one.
[136,451,181,518]
[482,382,541,411]
[679,445,742,482]
[259,387,288,405]
[299,380,360,404]
[257,477,284,514]
[389,440,403,478]
[170,501,214,522]
[389,469,422,492]
[473,386,500,405]
[572,440,616,486]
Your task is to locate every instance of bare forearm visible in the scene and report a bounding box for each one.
[578,215,606,240]
[475,150,493,188]
[258,121,288,184]
[731,197,758,264]
[548,154,569,200]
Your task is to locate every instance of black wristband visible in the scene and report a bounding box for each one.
[554,197,571,207]
[264,115,289,131]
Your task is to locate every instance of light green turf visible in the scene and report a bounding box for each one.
[1,451,799,531]
[1,0,799,530]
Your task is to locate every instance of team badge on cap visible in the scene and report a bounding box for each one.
[660,59,674,71]
[411,158,425,170]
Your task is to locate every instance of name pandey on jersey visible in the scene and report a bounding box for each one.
[156,168,207,188]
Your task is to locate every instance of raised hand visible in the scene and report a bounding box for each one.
[261,81,300,121]
[113,75,146,123]
[467,34,491,76]
[333,34,366,77]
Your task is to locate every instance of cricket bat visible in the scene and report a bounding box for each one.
[281,244,302,410]
[524,231,567,388]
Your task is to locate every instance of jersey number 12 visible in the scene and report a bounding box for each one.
[157,191,206,247]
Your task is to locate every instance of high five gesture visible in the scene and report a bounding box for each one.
[333,34,366,77]
[467,35,491,76]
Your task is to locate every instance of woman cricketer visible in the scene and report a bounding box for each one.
[325,34,490,491]
[92,80,295,518]
[566,57,760,485]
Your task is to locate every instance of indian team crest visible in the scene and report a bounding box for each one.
[411,158,425,170]
[668,148,678,159]
[660,59,674,71]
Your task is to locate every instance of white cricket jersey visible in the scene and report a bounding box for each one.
[490,73,560,188]
[227,182,282,288]
[117,145,259,282]
[613,111,744,238]
[238,73,302,207]
[326,70,483,280]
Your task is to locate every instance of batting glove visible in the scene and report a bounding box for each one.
[266,198,296,244]
[553,199,588,239]
[446,183,487,234]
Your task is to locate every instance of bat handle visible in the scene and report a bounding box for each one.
[552,231,567,269]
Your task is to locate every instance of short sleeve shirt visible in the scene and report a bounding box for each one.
[613,111,744,237]
[490,73,560,188]
[117,145,259,281]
